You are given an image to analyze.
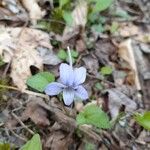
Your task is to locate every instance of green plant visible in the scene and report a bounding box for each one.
[100,66,113,75]
[90,0,113,13]
[26,72,55,92]
[0,57,5,67]
[20,134,42,150]
[57,49,78,64]
[76,104,111,129]
[0,143,11,150]
[134,112,150,131]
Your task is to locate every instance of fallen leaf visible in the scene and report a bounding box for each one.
[0,6,28,24]
[140,43,150,54]
[136,130,149,145]
[75,38,86,52]
[1,0,21,14]
[37,47,61,65]
[82,54,99,75]
[0,27,52,90]
[118,39,141,90]
[21,0,45,24]
[106,88,137,118]
[63,0,87,42]
[22,97,50,127]
[95,39,116,65]
[117,23,150,43]
[45,131,72,150]
[118,23,139,37]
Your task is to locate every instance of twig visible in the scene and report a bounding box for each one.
[23,90,49,100]
[11,112,34,135]
[1,125,32,131]
[10,129,27,142]
[0,84,48,99]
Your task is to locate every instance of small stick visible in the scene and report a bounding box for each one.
[11,112,34,135]
[0,84,49,100]
[23,90,49,100]
[10,129,27,142]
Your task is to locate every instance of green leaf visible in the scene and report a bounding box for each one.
[92,24,105,33]
[100,66,113,75]
[66,56,76,64]
[63,11,73,26]
[88,13,98,23]
[21,134,42,150]
[50,8,65,34]
[57,49,67,60]
[76,104,111,129]
[93,0,113,13]
[27,72,55,92]
[59,0,69,8]
[85,142,96,150]
[110,22,118,33]
[71,50,78,58]
[36,20,51,32]
[0,57,5,67]
[114,9,131,19]
[134,112,150,131]
[0,143,10,150]
[95,82,103,90]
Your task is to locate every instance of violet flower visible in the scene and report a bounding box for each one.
[45,47,88,106]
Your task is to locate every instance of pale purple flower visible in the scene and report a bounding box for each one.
[45,63,88,106]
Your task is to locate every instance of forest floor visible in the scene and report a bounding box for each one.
[0,0,150,149]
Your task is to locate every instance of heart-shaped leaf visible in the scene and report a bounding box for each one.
[76,104,111,129]
[134,112,150,131]
[93,0,112,13]
[100,66,113,75]
[27,72,55,92]
[21,134,42,150]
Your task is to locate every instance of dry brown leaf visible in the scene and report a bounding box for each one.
[22,98,50,127]
[106,88,137,118]
[0,0,29,25]
[63,0,87,41]
[118,39,141,90]
[118,23,139,37]
[76,38,86,52]
[95,39,116,65]
[0,27,52,90]
[82,54,99,75]
[117,23,150,43]
[21,0,45,24]
[45,131,73,150]
[71,1,87,27]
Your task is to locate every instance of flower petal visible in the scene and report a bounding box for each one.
[75,85,88,100]
[63,88,74,106]
[45,82,65,95]
[60,63,74,86]
[74,67,86,86]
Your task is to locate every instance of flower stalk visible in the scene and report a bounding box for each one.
[67,46,72,68]
[45,46,88,106]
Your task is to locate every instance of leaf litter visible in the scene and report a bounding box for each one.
[0,26,58,90]
[0,0,150,149]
